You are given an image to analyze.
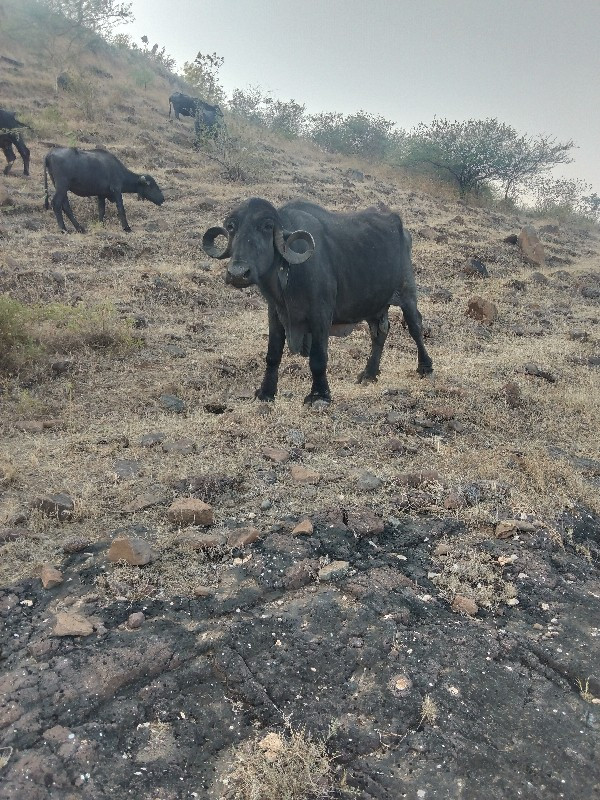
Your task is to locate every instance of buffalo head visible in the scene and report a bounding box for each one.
[137,174,164,206]
[202,198,315,288]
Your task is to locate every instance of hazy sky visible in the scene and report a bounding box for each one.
[121,0,599,192]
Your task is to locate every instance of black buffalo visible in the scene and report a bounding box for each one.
[168,92,197,120]
[203,198,433,404]
[0,109,30,176]
[44,146,164,233]
[194,100,224,138]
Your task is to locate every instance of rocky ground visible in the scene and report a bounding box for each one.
[1,29,600,800]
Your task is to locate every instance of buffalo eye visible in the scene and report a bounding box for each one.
[262,219,274,232]
[225,221,235,233]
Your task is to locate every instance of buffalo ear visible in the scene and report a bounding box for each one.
[274,228,315,264]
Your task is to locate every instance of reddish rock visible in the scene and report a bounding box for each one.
[466,296,498,323]
[107,537,157,565]
[40,565,63,589]
[443,492,464,510]
[345,510,384,537]
[518,225,545,267]
[291,518,314,536]
[227,526,260,548]
[284,559,319,590]
[452,594,478,616]
[262,446,290,463]
[32,493,74,521]
[52,611,94,637]
[290,465,320,484]
[167,498,213,526]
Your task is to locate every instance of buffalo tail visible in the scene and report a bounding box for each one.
[43,160,49,210]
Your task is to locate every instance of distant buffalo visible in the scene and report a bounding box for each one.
[168,91,197,120]
[203,198,432,404]
[194,100,224,139]
[0,109,30,176]
[44,146,164,233]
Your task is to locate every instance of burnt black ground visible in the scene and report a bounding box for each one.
[1,510,599,799]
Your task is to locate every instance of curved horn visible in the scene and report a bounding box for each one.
[274,228,315,264]
[202,226,231,259]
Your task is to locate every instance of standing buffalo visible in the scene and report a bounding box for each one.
[44,146,164,233]
[0,109,30,176]
[194,100,224,139]
[168,91,197,120]
[202,198,433,404]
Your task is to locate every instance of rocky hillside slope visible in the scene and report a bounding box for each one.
[1,29,600,800]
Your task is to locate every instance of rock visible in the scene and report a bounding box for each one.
[539,224,560,235]
[462,257,488,278]
[167,498,213,526]
[260,499,272,511]
[62,537,91,554]
[52,611,94,637]
[530,271,548,285]
[165,344,186,358]
[193,585,213,597]
[319,560,350,582]
[113,459,142,479]
[443,492,464,510]
[430,288,453,303]
[346,510,384,537]
[355,471,383,491]
[419,226,438,240]
[175,532,225,549]
[284,559,319,590]
[262,446,290,464]
[292,518,314,536]
[162,438,196,455]
[227,526,260,548]
[40,565,63,589]
[14,420,45,433]
[159,394,185,413]
[466,296,498,323]
[496,519,536,538]
[501,381,522,408]
[107,537,157,565]
[390,674,413,695]
[127,612,144,629]
[518,225,545,267]
[0,527,38,542]
[32,493,74,521]
[452,594,478,616]
[523,363,556,383]
[121,488,169,513]
[290,465,320,484]
[503,234,518,245]
[140,432,166,447]
[433,542,451,556]
[396,471,442,488]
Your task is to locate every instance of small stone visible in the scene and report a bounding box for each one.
[62,538,90,554]
[496,521,517,539]
[452,594,478,615]
[523,363,555,383]
[419,225,438,240]
[345,510,384,537]
[518,225,545,267]
[390,674,413,694]
[127,612,145,629]
[167,498,213,526]
[107,537,157,565]
[466,296,498,323]
[503,234,518,245]
[159,394,185,414]
[462,257,488,278]
[122,488,169,513]
[396,471,442,488]
[0,527,37,543]
[355,471,383,491]
[113,459,142,480]
[292,518,314,536]
[433,542,451,556]
[227,526,260,548]
[140,432,166,447]
[533,623,544,630]
[260,499,273,511]
[290,465,320,484]
[53,611,94,637]
[318,560,350,582]
[162,438,196,455]
[284,559,319,589]
[193,585,213,597]
[506,597,519,606]
[32,493,74,521]
[262,446,290,464]
[40,565,63,589]
[443,492,464,510]
[14,420,45,433]
[501,381,522,408]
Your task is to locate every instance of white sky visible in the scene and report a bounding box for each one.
[121,0,599,192]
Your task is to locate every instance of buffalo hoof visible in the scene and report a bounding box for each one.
[357,371,378,384]
[255,389,275,402]
[123,226,132,233]
[417,363,434,376]
[303,392,331,406]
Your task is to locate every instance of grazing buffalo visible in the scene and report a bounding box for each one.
[194,100,224,138]
[168,92,197,120]
[203,198,433,404]
[0,109,30,176]
[44,146,164,233]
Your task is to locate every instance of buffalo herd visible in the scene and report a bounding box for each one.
[1,97,433,402]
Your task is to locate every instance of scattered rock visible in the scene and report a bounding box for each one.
[167,498,213,526]
[52,611,94,637]
[430,288,453,303]
[107,537,157,565]
[40,565,63,589]
[262,446,290,464]
[284,559,319,590]
[0,527,38,543]
[140,432,166,447]
[462,257,488,278]
[112,459,142,480]
[193,585,214,597]
[159,394,185,413]
[419,226,438,240]
[466,296,498,323]
[345,510,384,537]
[162,438,196,455]
[165,344,186,358]
[503,234,518,245]
[496,519,536,538]
[121,488,169,513]
[443,492,464,510]
[127,612,145,629]
[523,363,556,383]
[32,493,74,521]
[319,560,350,582]
[452,594,478,616]
[390,674,413,695]
[62,538,90,554]
[530,271,548,285]
[227,526,260,548]
[290,465,320,484]
[518,225,545,267]
[292,518,314,536]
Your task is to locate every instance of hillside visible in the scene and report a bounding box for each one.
[1,22,600,800]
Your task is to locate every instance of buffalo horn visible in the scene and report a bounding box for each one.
[202,226,231,259]
[274,228,315,264]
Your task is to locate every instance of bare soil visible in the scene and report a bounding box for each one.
[1,30,599,800]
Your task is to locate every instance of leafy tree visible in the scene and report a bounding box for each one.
[309,111,400,160]
[182,51,225,104]
[527,175,596,219]
[228,87,306,138]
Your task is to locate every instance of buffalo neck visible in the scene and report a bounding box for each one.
[120,169,141,193]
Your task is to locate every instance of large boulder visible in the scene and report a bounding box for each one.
[518,225,545,267]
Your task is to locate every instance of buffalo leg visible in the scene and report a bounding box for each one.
[62,196,84,233]
[114,193,132,232]
[2,143,15,175]
[97,197,106,223]
[399,297,433,375]
[256,307,286,401]
[358,312,390,383]
[13,136,30,176]
[305,336,331,405]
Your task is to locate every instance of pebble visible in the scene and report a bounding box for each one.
[127,612,145,629]
[107,537,158,565]
[290,465,320,484]
[318,560,350,582]
[40,565,63,589]
[167,498,213,526]
[292,518,314,536]
[52,611,94,637]
[227,526,261,548]
[451,594,478,616]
